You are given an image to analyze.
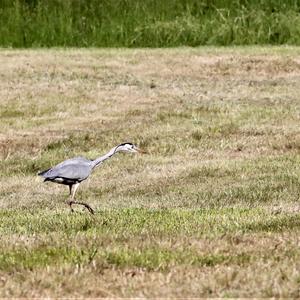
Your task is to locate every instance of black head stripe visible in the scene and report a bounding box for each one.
[118,142,133,147]
[114,142,133,153]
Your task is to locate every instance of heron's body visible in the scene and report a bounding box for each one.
[38,143,143,214]
[39,157,94,185]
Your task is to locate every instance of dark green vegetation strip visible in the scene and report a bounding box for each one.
[0,209,299,272]
[0,245,251,272]
[0,209,299,236]
[1,0,300,47]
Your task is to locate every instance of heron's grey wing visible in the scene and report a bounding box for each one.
[39,157,92,181]
[53,156,90,168]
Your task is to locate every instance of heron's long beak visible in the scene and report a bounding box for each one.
[135,147,147,154]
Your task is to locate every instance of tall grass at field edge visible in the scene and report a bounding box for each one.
[1,0,300,47]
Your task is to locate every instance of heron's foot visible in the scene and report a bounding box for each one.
[68,200,95,214]
[80,202,95,214]
[68,201,75,213]
[86,205,95,215]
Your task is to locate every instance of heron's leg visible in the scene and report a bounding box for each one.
[67,184,74,212]
[68,183,95,214]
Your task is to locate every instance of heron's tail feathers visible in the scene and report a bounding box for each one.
[38,168,51,177]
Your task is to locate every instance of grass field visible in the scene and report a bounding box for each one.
[1,46,300,297]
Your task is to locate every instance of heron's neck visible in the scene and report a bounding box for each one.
[92,146,118,169]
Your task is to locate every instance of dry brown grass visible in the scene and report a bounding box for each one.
[0,47,300,297]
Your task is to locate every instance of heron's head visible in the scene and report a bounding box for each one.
[115,142,146,154]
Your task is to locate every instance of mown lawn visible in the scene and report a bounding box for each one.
[0,47,300,297]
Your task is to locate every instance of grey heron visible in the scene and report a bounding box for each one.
[38,142,144,214]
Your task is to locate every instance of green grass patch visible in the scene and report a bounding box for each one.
[0,207,297,272]
[0,244,252,272]
[0,209,299,237]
